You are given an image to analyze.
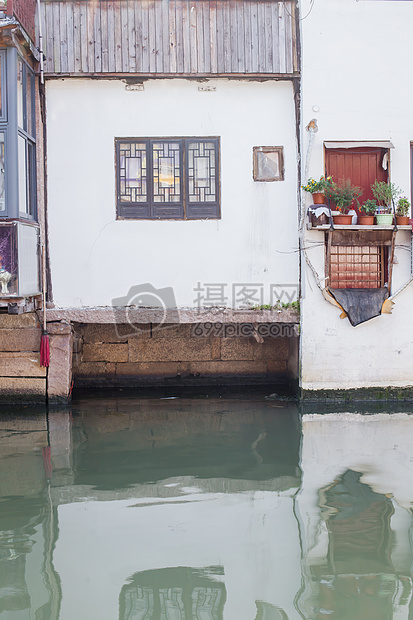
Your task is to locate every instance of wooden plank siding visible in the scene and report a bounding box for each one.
[40,0,299,76]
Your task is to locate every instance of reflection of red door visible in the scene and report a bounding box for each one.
[325,147,388,207]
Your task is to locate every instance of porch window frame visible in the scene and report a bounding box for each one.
[410,142,413,206]
[0,49,7,123]
[0,48,37,222]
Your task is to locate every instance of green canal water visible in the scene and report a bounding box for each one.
[0,391,412,620]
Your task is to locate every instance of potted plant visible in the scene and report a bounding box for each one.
[326,178,362,224]
[371,180,401,225]
[358,199,376,225]
[302,176,332,205]
[396,196,410,225]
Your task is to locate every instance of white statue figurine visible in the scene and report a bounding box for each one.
[0,255,11,294]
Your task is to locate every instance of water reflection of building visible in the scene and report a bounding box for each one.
[52,400,302,620]
[3,405,413,620]
[0,414,60,619]
[321,470,394,574]
[297,413,413,620]
[119,567,226,620]
[0,399,303,620]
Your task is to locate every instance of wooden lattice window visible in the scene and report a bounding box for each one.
[326,230,394,291]
[116,137,220,220]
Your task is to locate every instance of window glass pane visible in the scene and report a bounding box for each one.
[119,142,147,203]
[188,141,217,203]
[26,71,34,137]
[159,157,174,188]
[18,135,27,213]
[0,133,4,212]
[257,151,279,179]
[27,141,35,216]
[0,225,17,296]
[152,142,181,203]
[17,57,24,130]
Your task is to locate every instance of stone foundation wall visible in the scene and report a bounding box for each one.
[47,322,73,404]
[0,318,297,401]
[0,313,45,403]
[73,323,296,387]
[0,315,74,404]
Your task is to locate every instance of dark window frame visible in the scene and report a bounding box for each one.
[115,137,220,220]
[16,53,36,220]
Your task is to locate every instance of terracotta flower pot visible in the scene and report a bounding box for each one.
[358,215,375,226]
[333,214,353,225]
[396,216,410,225]
[312,192,325,205]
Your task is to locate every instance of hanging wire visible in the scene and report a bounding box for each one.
[276,242,326,254]
[299,0,316,21]
[389,276,413,301]
[304,250,326,291]
[284,0,316,21]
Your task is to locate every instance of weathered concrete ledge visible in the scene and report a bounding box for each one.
[43,306,299,324]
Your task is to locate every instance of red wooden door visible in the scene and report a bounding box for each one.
[325,147,388,207]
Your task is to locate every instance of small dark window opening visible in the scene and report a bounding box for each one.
[115,137,220,220]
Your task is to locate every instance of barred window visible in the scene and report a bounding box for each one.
[330,245,388,289]
[326,230,393,290]
[116,138,220,220]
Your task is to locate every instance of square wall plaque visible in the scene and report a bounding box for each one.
[253,146,284,182]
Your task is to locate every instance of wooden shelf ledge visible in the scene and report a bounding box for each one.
[309,225,412,231]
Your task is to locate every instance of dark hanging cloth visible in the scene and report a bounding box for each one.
[328,287,389,327]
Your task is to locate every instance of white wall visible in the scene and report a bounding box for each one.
[300,0,413,390]
[46,79,299,308]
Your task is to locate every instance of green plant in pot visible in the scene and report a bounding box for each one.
[302,176,332,204]
[396,196,410,225]
[358,199,377,225]
[326,178,362,224]
[371,180,401,225]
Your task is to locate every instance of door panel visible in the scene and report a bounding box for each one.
[325,147,388,206]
